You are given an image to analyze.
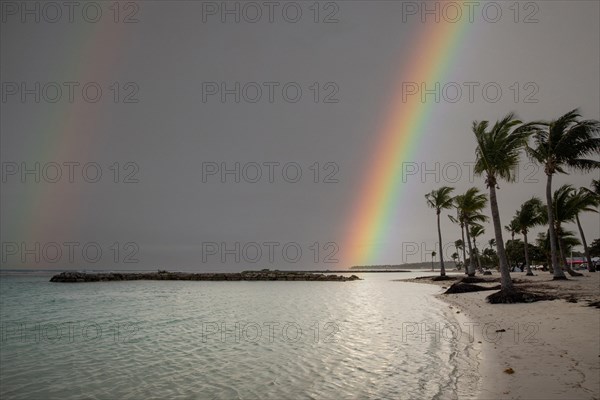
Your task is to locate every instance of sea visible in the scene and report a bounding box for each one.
[0,271,479,400]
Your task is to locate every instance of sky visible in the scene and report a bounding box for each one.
[1,0,599,271]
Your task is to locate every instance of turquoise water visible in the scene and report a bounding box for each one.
[0,272,477,399]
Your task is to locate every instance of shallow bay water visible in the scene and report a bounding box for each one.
[0,272,478,399]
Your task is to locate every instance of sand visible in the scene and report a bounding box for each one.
[406,271,600,400]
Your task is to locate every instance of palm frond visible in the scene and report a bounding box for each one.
[528,109,600,175]
[473,113,529,185]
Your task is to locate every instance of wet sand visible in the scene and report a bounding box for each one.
[403,271,600,400]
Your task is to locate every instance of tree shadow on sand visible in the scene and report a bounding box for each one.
[441,277,558,303]
[445,282,501,294]
[485,289,557,304]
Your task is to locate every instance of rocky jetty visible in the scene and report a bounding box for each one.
[50,270,361,283]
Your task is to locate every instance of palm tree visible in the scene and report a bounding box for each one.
[448,210,466,274]
[451,252,459,267]
[431,251,437,271]
[561,231,582,261]
[449,213,467,275]
[473,112,530,297]
[453,188,488,276]
[513,197,545,276]
[505,218,520,269]
[425,187,455,277]
[470,224,485,273]
[482,247,498,269]
[488,238,496,251]
[569,187,599,272]
[505,219,519,243]
[454,239,464,269]
[536,232,551,270]
[527,109,600,279]
[552,185,584,276]
[555,227,582,270]
[537,230,581,272]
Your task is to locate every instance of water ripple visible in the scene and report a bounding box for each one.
[1,273,477,399]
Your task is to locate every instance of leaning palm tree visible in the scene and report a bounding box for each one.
[473,113,530,298]
[559,230,582,268]
[564,187,599,272]
[453,188,488,276]
[425,186,455,277]
[448,209,467,275]
[514,197,545,276]
[527,109,600,279]
[574,187,600,272]
[552,185,584,276]
[470,224,485,273]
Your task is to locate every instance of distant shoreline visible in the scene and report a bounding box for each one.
[1,268,416,275]
[351,262,458,270]
[48,270,363,282]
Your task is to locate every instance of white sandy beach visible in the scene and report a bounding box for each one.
[411,272,600,400]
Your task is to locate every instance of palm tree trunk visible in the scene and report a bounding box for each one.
[437,212,446,276]
[465,223,475,276]
[489,182,514,291]
[473,239,483,272]
[576,214,595,272]
[545,231,553,273]
[546,173,567,279]
[558,233,583,277]
[454,244,461,269]
[461,224,468,275]
[558,238,572,275]
[523,233,533,276]
[507,233,514,270]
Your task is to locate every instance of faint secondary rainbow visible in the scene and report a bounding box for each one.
[342,16,470,267]
[13,22,127,246]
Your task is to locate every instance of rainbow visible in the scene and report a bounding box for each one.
[341,13,470,267]
[15,21,127,244]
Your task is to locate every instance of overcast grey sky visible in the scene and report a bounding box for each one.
[1,1,599,271]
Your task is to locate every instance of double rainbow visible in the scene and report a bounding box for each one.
[9,5,469,269]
